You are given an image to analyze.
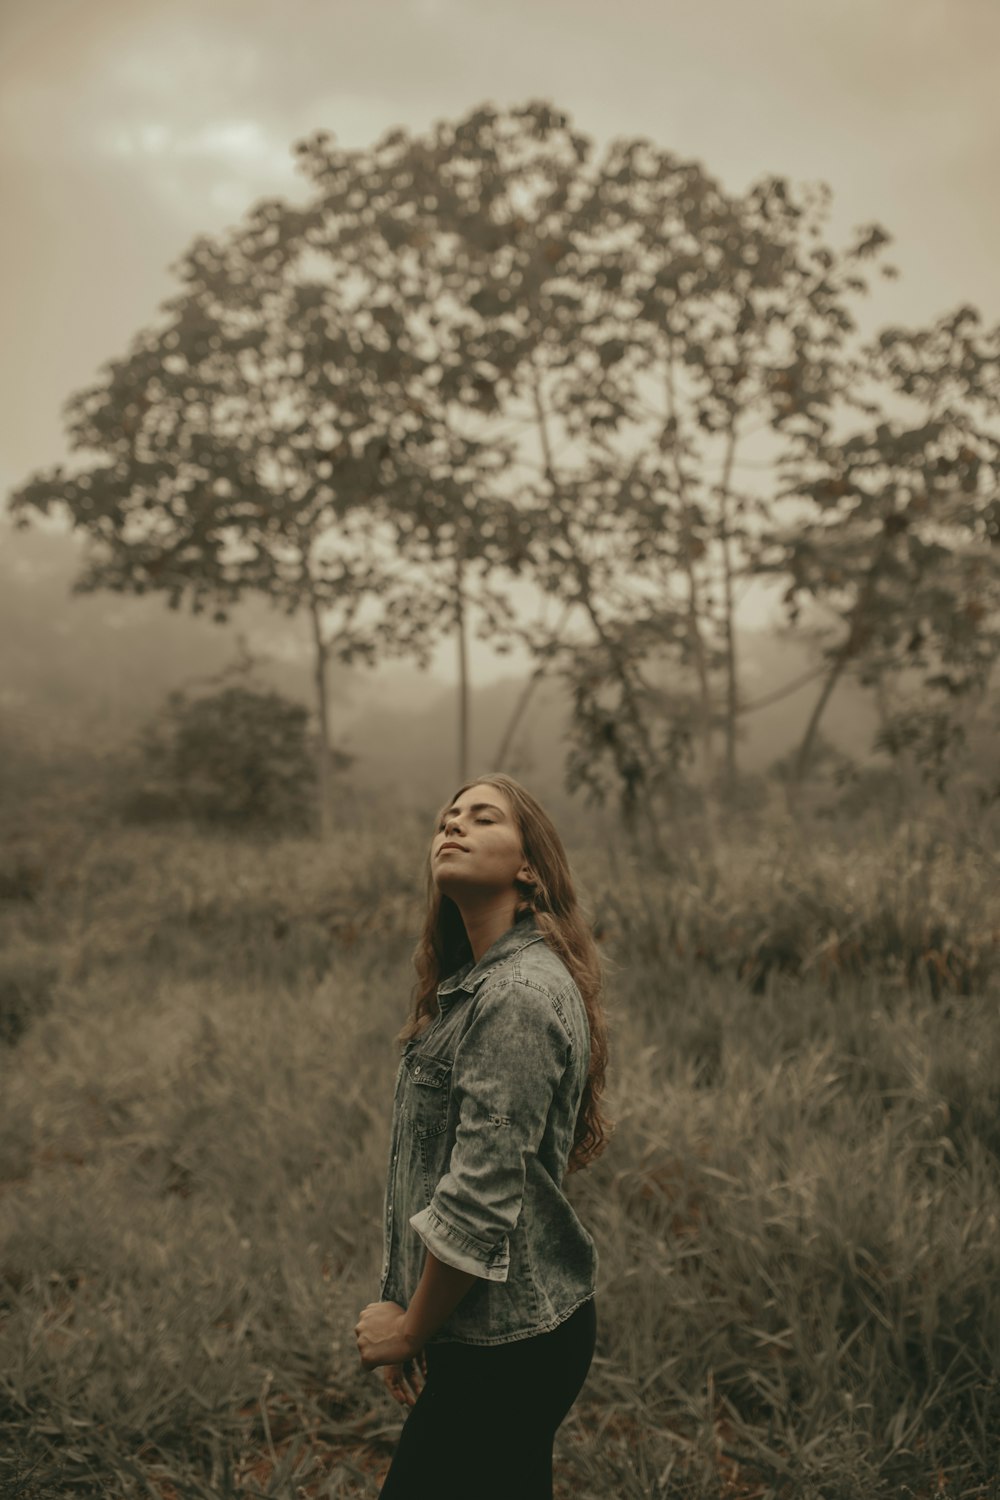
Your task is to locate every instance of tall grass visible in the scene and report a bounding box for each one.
[0,814,998,1498]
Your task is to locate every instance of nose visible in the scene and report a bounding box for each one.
[444,815,463,838]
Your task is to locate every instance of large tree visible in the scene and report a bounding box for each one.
[264,105,599,783]
[272,104,898,818]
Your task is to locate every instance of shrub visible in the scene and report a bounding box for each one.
[121,683,332,832]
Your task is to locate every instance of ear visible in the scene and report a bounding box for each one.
[516,862,535,887]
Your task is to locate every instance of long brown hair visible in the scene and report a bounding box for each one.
[399,772,612,1172]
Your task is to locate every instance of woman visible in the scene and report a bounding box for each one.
[354,773,611,1500]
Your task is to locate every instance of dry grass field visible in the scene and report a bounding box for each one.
[1,802,998,1498]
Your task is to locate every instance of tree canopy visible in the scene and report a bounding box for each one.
[8,100,999,829]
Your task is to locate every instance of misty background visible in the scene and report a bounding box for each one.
[2,0,998,814]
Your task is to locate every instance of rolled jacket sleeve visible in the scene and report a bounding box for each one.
[409,978,571,1282]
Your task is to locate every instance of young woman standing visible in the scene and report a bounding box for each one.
[354,773,611,1499]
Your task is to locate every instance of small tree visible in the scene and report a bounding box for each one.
[771,303,1000,797]
[7,210,441,838]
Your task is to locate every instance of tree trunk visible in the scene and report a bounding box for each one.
[684,558,714,784]
[716,423,741,793]
[494,665,544,771]
[791,646,849,796]
[306,589,334,841]
[664,355,715,787]
[493,603,573,770]
[455,544,470,784]
[791,534,892,805]
[873,671,908,817]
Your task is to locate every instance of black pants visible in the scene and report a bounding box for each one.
[378,1297,597,1500]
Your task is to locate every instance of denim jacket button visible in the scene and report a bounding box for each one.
[413,1066,421,1077]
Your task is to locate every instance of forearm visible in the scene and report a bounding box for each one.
[401,1249,477,1350]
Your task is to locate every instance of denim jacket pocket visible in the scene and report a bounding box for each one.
[403,1050,452,1138]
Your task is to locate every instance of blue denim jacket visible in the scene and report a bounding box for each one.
[378,915,599,1346]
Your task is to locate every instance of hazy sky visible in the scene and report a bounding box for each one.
[2,0,999,498]
[3,1,995,774]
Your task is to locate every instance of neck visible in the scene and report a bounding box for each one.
[454,893,521,964]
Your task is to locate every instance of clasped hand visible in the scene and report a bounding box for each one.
[354,1300,420,1371]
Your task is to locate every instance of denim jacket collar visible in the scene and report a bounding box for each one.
[436,914,545,1011]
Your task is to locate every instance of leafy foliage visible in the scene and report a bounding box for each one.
[276,104,916,809]
[771,304,1000,790]
[122,683,333,831]
[6,99,998,820]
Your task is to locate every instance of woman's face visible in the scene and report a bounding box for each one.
[431,782,530,898]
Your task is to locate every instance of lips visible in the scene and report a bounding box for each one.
[438,842,468,853]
